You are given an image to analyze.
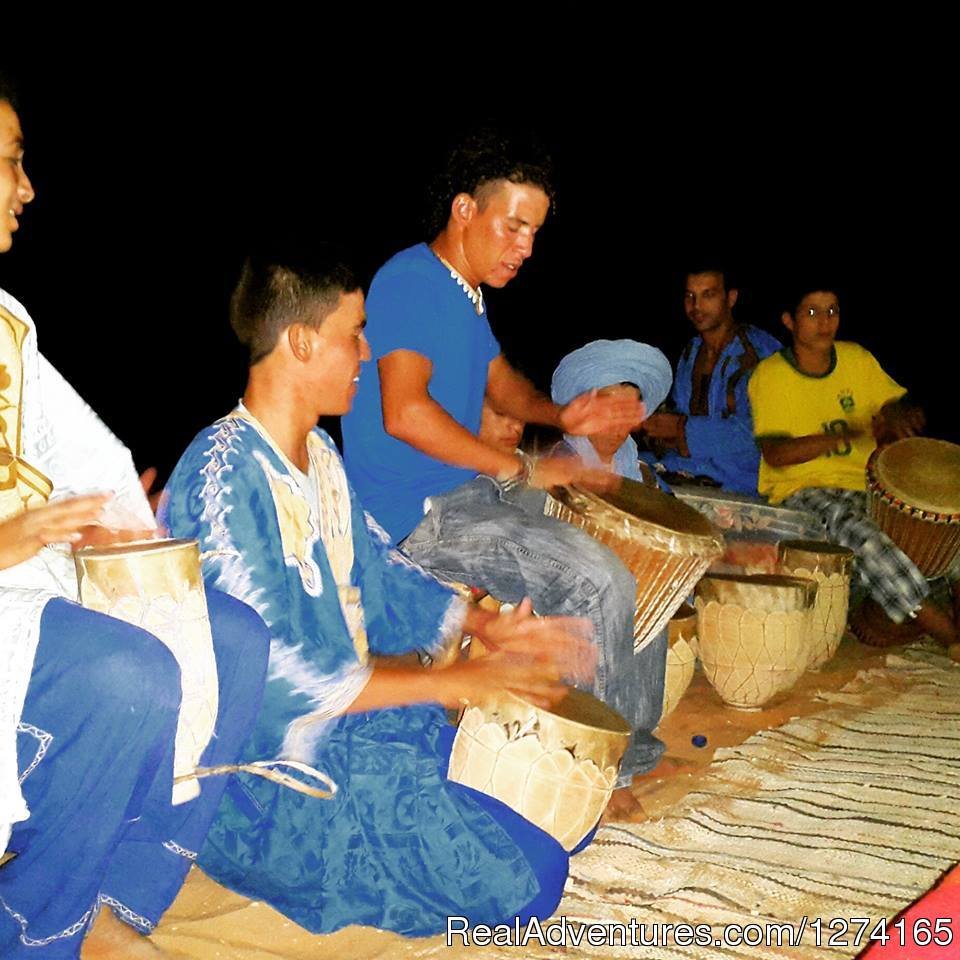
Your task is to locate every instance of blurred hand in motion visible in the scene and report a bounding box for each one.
[449,652,570,710]
[71,522,159,550]
[473,597,597,687]
[71,469,164,550]
[559,389,645,438]
[528,453,621,495]
[0,494,110,570]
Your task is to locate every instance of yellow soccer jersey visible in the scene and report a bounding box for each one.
[748,342,906,503]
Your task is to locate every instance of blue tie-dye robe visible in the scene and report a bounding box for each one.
[162,412,545,935]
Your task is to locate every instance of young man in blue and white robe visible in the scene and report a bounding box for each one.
[163,247,596,936]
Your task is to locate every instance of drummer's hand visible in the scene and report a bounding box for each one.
[527,453,619,495]
[559,389,645,438]
[477,597,596,684]
[641,412,690,456]
[874,402,925,443]
[642,412,682,443]
[71,523,158,551]
[448,653,570,710]
[0,494,110,570]
[139,466,164,515]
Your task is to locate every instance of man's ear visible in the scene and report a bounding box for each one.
[727,288,739,310]
[451,192,478,227]
[286,323,312,362]
[781,311,795,335]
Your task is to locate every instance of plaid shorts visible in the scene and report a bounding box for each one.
[784,487,930,623]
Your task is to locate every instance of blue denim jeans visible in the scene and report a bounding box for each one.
[402,477,665,785]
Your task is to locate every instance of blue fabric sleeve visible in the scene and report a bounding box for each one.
[351,498,465,658]
[366,270,445,364]
[670,346,694,413]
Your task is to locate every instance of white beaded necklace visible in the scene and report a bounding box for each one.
[434,252,485,316]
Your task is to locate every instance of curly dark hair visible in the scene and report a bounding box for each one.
[426,127,555,237]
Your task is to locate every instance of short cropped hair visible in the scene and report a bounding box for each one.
[230,245,361,365]
[783,281,842,315]
[685,264,737,292]
[0,73,19,110]
[426,127,555,236]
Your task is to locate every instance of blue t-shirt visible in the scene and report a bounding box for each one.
[342,243,501,541]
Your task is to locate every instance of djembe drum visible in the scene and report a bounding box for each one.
[75,539,219,804]
[75,538,338,803]
[661,603,697,721]
[778,540,854,669]
[695,573,817,709]
[546,479,724,652]
[866,438,960,578]
[447,689,630,851]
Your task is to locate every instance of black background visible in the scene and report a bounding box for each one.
[2,27,954,484]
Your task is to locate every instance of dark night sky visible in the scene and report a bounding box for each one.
[2,37,955,484]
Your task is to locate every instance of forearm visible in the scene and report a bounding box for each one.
[494,386,561,428]
[759,433,837,467]
[486,354,563,427]
[385,393,519,478]
[346,660,461,712]
[463,604,498,639]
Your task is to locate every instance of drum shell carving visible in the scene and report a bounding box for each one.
[74,538,218,805]
[661,603,697,722]
[447,689,630,851]
[695,574,815,710]
[546,480,724,653]
[778,540,853,670]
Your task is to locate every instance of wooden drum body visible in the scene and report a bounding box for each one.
[778,540,853,669]
[867,438,960,578]
[695,573,816,710]
[661,603,697,722]
[447,689,630,850]
[546,480,724,653]
[74,539,218,804]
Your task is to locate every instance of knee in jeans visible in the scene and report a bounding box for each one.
[586,553,636,612]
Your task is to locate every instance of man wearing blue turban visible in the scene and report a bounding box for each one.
[551,340,673,482]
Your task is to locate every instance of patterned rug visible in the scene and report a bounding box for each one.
[532,643,960,958]
[153,644,960,959]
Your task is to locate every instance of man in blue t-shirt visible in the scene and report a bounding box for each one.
[343,136,641,541]
[342,131,665,805]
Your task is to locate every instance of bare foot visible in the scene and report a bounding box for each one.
[915,601,959,646]
[601,786,646,823]
[850,599,922,647]
[948,643,960,664]
[81,907,171,959]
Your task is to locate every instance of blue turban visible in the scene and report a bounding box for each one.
[550,339,673,480]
